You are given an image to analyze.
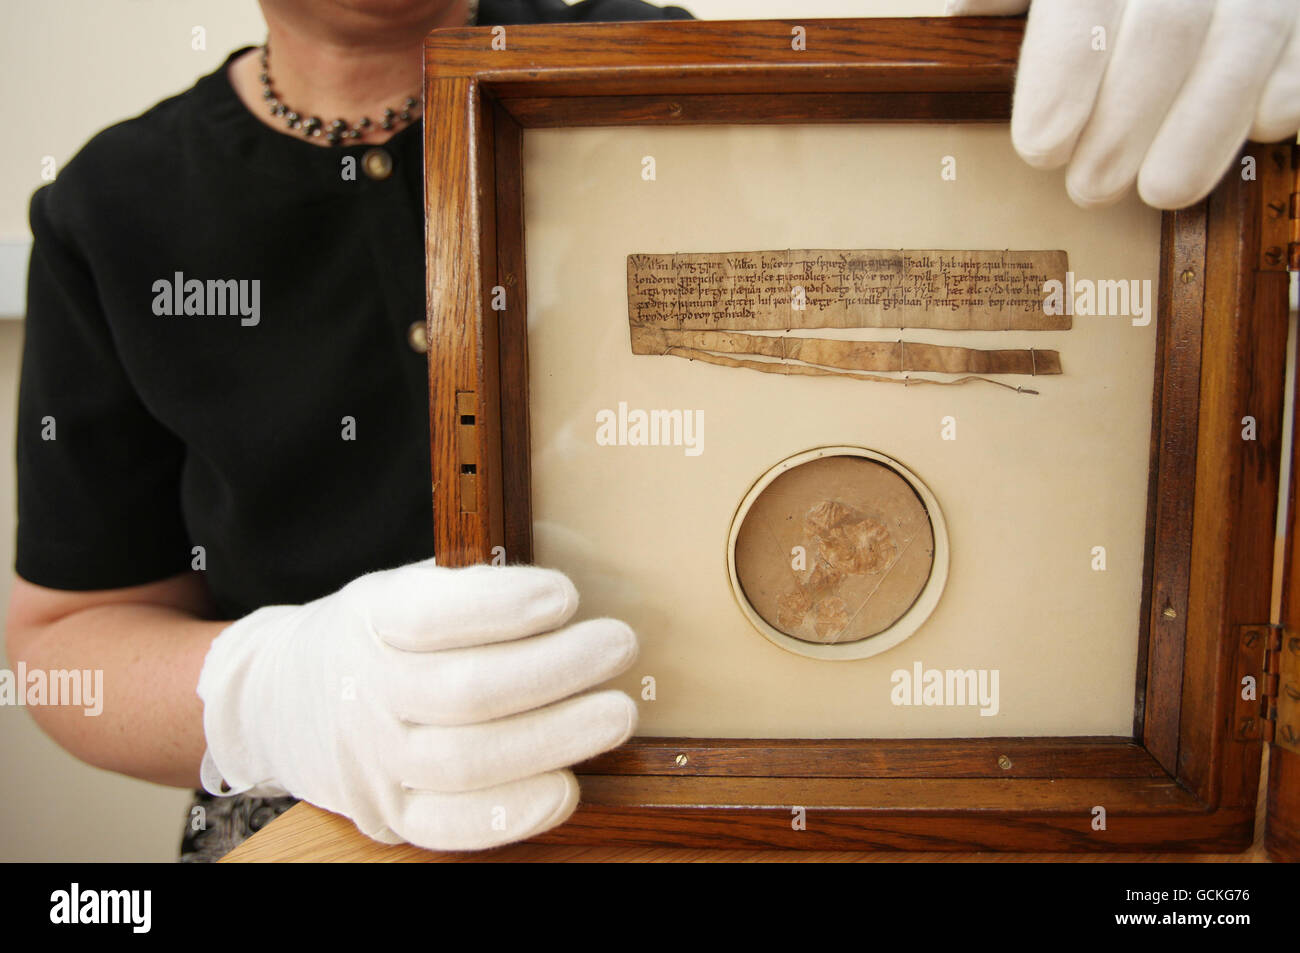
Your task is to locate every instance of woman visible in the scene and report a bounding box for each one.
[7,0,689,862]
[11,0,1299,863]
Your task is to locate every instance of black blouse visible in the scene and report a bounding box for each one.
[16,0,691,620]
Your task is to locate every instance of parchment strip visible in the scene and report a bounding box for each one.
[630,327,1062,375]
[627,249,1070,331]
[660,345,1045,395]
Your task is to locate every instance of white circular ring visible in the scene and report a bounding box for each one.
[725,446,949,661]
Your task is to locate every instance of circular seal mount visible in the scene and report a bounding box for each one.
[727,447,949,661]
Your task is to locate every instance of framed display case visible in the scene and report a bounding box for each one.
[421,17,1300,854]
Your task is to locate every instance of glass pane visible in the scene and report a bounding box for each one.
[523,123,1162,738]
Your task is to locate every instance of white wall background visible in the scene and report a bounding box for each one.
[0,0,947,863]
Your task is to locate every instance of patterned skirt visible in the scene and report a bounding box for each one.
[178,789,298,862]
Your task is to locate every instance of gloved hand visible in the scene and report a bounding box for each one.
[946,0,1300,208]
[196,559,637,851]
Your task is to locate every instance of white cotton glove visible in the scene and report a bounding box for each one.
[196,559,638,851]
[946,0,1300,209]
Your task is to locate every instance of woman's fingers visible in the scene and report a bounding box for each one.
[385,618,638,726]
[383,770,582,852]
[1250,4,1300,141]
[1137,0,1296,209]
[1064,0,1216,207]
[394,690,637,794]
[1011,0,1127,170]
[352,561,581,652]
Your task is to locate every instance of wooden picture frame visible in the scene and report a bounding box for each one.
[423,17,1299,853]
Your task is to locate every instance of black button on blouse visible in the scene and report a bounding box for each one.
[361,148,394,181]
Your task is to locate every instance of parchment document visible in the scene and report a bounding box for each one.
[627,249,1070,332]
[626,249,1068,390]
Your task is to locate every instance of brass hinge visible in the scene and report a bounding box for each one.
[1293,141,1300,272]
[1233,624,1299,755]
[1277,629,1300,754]
[1259,141,1299,272]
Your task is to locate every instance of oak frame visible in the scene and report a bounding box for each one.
[423,17,1284,851]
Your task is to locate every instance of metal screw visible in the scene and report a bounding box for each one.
[1268,200,1287,219]
[1180,268,1196,284]
[1282,724,1299,746]
[1240,716,1256,732]
[1244,630,1260,647]
[1288,636,1300,655]
[667,102,683,118]
[997,755,1013,771]
[1163,606,1178,620]
[674,753,689,767]
[1265,247,1284,266]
